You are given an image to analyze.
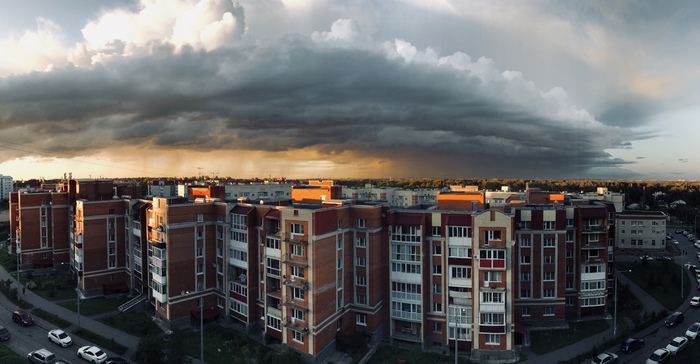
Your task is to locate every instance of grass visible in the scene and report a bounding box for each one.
[59,295,130,316]
[617,260,691,310]
[0,342,26,364]
[365,345,472,364]
[22,273,77,301]
[31,307,72,329]
[99,312,163,337]
[73,327,129,355]
[0,247,17,272]
[530,320,610,355]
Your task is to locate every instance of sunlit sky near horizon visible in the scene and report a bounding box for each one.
[1,0,700,181]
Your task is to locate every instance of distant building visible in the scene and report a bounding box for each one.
[614,211,667,253]
[0,174,13,201]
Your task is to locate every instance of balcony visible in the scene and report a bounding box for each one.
[285,319,309,333]
[284,278,309,290]
[582,225,607,233]
[152,273,166,285]
[479,324,506,334]
[283,300,309,311]
[265,247,281,259]
[479,302,506,313]
[152,289,167,303]
[391,309,421,322]
[285,234,308,245]
[391,291,421,302]
[150,255,166,268]
[267,306,281,318]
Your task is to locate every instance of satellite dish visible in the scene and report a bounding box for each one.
[238,274,246,283]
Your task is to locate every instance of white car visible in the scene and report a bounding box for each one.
[665,336,688,355]
[686,322,700,340]
[77,346,107,364]
[591,352,618,364]
[48,329,72,347]
[691,296,700,307]
[645,348,670,364]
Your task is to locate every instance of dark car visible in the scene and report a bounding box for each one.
[0,325,10,341]
[665,312,684,327]
[620,337,644,353]
[106,358,130,364]
[12,309,33,326]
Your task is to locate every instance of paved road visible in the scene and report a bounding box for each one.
[0,263,141,361]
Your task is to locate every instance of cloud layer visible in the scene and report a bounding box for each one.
[2,0,687,179]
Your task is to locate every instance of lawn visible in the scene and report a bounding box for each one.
[22,272,77,300]
[530,320,610,355]
[99,312,163,337]
[0,342,26,364]
[59,295,130,316]
[617,260,691,310]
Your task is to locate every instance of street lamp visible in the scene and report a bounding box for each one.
[183,291,204,364]
[16,245,20,302]
[613,269,632,338]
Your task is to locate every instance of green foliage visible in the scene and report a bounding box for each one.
[31,307,72,328]
[72,327,129,355]
[618,261,690,310]
[99,312,162,337]
[530,320,609,355]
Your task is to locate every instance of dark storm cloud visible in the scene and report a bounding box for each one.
[0,34,639,178]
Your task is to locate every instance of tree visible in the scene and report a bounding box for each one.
[134,334,165,364]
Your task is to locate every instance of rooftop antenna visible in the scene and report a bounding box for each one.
[197,167,203,180]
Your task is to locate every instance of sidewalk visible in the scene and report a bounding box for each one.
[0,264,141,360]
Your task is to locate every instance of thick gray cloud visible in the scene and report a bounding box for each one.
[10,0,694,179]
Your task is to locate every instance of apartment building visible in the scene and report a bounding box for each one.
[0,174,12,201]
[615,211,667,253]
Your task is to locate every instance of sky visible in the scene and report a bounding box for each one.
[1,0,699,181]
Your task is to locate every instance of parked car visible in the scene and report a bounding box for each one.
[665,312,684,327]
[591,352,618,364]
[645,348,671,364]
[686,322,700,340]
[640,255,654,261]
[691,296,700,307]
[0,325,10,341]
[77,346,107,364]
[48,329,72,347]
[620,337,645,353]
[12,309,33,326]
[105,358,130,364]
[27,348,56,364]
[665,336,688,355]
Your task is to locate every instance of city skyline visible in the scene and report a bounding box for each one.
[1,1,700,181]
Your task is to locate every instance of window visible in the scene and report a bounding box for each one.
[480,250,505,259]
[356,276,367,286]
[520,237,531,247]
[520,272,531,281]
[230,298,248,316]
[266,258,280,276]
[520,221,531,230]
[356,257,366,267]
[432,245,442,255]
[544,238,555,247]
[291,287,305,301]
[451,266,471,279]
[356,313,367,326]
[432,226,441,236]
[484,334,500,345]
[566,231,574,242]
[544,255,554,264]
[566,249,573,258]
[480,313,504,325]
[543,221,555,230]
[267,315,281,331]
[290,223,304,235]
[520,255,531,264]
[543,272,555,281]
[543,289,555,298]
[449,247,472,258]
[356,237,366,247]
[433,284,442,294]
[196,264,203,274]
[520,289,531,298]
[337,219,343,229]
[292,330,304,343]
[197,213,203,222]
[108,260,116,268]
[433,322,443,333]
[522,307,530,316]
[289,244,304,257]
[484,230,501,243]
[357,218,366,228]
[290,266,304,279]
[566,218,574,227]
[432,301,442,312]
[449,226,472,238]
[481,291,504,303]
[433,265,442,275]
[566,280,574,290]
[543,306,555,316]
[108,247,115,255]
[196,230,203,240]
[196,247,203,257]
[484,271,502,283]
[356,294,367,305]
[337,238,344,250]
